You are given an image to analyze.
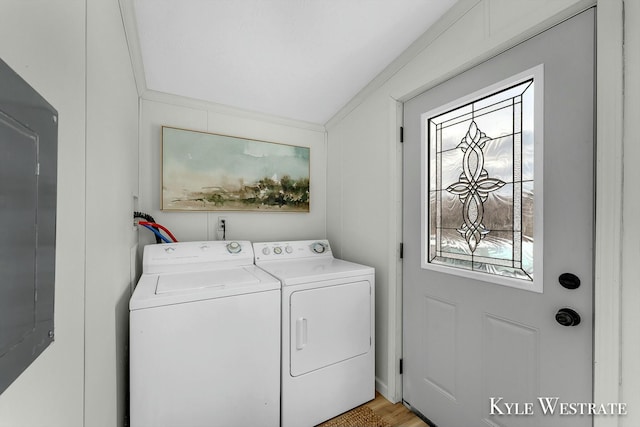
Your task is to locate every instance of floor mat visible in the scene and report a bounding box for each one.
[317,405,392,427]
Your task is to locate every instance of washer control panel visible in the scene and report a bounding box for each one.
[143,240,253,273]
[253,240,332,262]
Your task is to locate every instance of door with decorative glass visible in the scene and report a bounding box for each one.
[403,9,594,427]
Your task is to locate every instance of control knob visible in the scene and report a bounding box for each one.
[311,242,326,254]
[226,241,242,254]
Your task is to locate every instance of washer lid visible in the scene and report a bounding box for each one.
[156,269,259,294]
[256,258,374,286]
[130,265,280,310]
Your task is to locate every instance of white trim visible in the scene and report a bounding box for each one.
[383,98,404,403]
[594,1,624,426]
[142,89,326,133]
[394,100,404,403]
[620,2,640,426]
[118,0,147,96]
[419,66,544,293]
[375,376,389,399]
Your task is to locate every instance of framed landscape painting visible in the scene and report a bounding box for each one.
[162,126,310,212]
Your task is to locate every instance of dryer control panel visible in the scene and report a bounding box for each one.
[254,240,333,262]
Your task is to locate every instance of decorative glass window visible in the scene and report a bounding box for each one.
[422,67,543,292]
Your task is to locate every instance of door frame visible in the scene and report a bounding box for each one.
[388,2,623,424]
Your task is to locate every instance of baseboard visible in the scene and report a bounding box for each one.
[375,377,392,402]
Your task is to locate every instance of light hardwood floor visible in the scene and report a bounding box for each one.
[363,392,430,427]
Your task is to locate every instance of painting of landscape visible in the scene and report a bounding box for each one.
[162,127,310,212]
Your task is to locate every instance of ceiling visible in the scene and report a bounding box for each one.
[131,0,458,125]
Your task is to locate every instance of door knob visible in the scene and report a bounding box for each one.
[555,308,581,326]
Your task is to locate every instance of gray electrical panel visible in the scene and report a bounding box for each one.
[0,58,57,394]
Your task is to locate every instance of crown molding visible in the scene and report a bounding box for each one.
[118,0,325,133]
[119,0,147,96]
[142,89,327,133]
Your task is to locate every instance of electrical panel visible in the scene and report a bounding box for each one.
[0,58,57,394]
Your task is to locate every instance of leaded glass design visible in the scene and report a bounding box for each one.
[427,79,534,281]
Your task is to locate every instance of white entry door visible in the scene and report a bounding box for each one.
[403,9,594,427]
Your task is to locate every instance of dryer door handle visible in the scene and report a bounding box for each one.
[296,318,308,350]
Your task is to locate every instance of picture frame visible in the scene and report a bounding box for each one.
[161,126,310,212]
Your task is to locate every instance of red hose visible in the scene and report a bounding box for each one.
[138,221,178,242]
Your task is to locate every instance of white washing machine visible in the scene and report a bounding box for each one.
[253,240,375,427]
[129,240,280,427]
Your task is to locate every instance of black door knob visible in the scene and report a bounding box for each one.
[555,308,581,326]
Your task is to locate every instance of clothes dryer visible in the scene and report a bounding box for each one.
[253,240,375,427]
[130,240,280,427]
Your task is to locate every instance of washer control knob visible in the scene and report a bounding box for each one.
[285,245,293,254]
[311,242,326,254]
[262,247,271,255]
[274,246,283,255]
[226,241,242,254]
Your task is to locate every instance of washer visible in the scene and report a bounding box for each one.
[253,239,375,427]
[130,240,280,427]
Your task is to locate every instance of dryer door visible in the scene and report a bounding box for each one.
[290,280,371,377]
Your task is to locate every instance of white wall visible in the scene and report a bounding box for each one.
[137,93,327,247]
[0,1,87,426]
[84,0,139,426]
[0,1,138,426]
[1,1,636,426]
[327,94,398,398]
[326,0,604,403]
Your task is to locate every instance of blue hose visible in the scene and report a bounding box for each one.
[140,224,171,244]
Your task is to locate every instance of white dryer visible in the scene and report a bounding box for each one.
[130,241,280,427]
[253,240,375,427]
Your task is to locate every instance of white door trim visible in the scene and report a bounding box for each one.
[593,1,624,426]
[384,98,404,402]
[388,1,625,421]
